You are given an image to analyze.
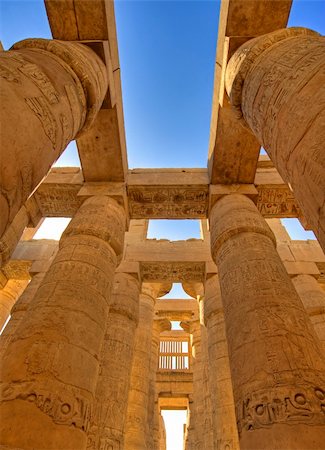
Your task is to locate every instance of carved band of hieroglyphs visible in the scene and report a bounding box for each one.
[237,385,325,433]
[128,186,209,218]
[1,381,92,432]
[256,186,300,218]
[140,262,205,282]
[19,63,59,104]
[25,97,57,149]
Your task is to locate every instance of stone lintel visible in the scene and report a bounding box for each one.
[208,0,292,184]
[140,262,206,283]
[32,167,299,220]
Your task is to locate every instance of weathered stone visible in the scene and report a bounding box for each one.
[210,194,325,449]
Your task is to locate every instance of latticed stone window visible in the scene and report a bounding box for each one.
[159,337,190,370]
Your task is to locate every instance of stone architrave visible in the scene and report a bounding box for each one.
[147,318,171,450]
[225,28,325,251]
[0,38,107,238]
[124,282,170,450]
[204,275,239,450]
[86,271,140,450]
[0,272,45,357]
[292,274,325,354]
[0,196,126,450]
[0,278,29,331]
[210,194,325,449]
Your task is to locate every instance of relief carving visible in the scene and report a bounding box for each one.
[1,381,92,432]
[19,63,59,104]
[256,186,300,218]
[140,262,205,282]
[25,97,57,149]
[128,186,208,218]
[237,386,325,433]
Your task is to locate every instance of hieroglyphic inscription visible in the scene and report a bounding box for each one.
[256,185,300,218]
[19,63,59,104]
[25,97,57,149]
[128,186,208,219]
[1,260,31,280]
[140,262,205,282]
[34,183,83,217]
[237,386,325,433]
[1,381,92,432]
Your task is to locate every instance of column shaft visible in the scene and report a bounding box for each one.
[147,319,171,450]
[204,275,239,450]
[124,287,156,450]
[86,272,140,450]
[0,196,125,449]
[210,194,325,450]
[292,274,325,354]
[0,278,29,331]
[0,273,45,356]
[226,28,325,250]
[0,38,107,238]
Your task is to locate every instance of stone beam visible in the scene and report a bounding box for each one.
[32,166,300,219]
[208,0,292,184]
[44,0,128,182]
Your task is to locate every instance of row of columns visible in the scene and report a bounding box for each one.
[0,25,325,450]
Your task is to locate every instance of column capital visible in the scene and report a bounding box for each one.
[225,27,319,121]
[141,282,171,301]
[61,196,126,258]
[12,38,108,134]
[210,194,276,260]
[182,282,204,300]
[152,318,171,340]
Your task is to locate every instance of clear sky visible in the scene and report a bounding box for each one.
[0,2,322,447]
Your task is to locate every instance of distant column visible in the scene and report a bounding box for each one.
[204,274,239,450]
[292,274,325,354]
[226,28,325,251]
[0,278,29,331]
[87,271,140,450]
[0,272,45,356]
[210,194,325,449]
[0,196,125,449]
[159,413,167,450]
[147,318,171,450]
[0,38,107,238]
[124,283,170,450]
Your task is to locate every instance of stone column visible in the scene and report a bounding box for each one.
[86,271,140,450]
[225,28,325,251]
[147,318,171,450]
[0,272,45,356]
[204,275,239,450]
[183,282,214,450]
[210,194,325,449]
[0,38,107,238]
[0,196,125,450]
[124,282,170,450]
[0,278,29,331]
[159,413,167,450]
[292,274,325,354]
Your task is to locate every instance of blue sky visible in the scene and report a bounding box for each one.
[1,0,321,242]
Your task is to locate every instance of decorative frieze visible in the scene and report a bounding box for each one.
[140,262,205,282]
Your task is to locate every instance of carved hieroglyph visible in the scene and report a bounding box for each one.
[210,194,325,449]
[141,262,205,282]
[87,272,140,450]
[128,186,208,219]
[226,27,325,251]
[0,38,107,238]
[0,196,126,449]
